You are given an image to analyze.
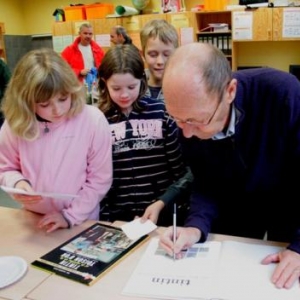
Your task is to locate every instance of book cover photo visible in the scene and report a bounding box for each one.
[32,223,148,285]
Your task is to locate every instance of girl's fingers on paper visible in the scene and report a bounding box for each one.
[12,193,42,204]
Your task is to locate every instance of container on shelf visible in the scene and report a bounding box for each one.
[204,0,228,11]
[64,6,86,21]
[85,4,114,19]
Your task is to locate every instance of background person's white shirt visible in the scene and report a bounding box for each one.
[78,43,94,69]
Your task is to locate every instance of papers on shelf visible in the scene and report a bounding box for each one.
[0,186,79,200]
[208,23,229,32]
[122,238,300,300]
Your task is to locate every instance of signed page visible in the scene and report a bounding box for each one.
[123,238,300,300]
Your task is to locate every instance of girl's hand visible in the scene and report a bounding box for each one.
[12,180,42,204]
[140,200,165,224]
[38,212,69,233]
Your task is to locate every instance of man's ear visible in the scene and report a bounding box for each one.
[226,78,237,104]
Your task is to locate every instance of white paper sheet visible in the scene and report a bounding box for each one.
[123,238,300,300]
[0,186,79,200]
[121,218,157,240]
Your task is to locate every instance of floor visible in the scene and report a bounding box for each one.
[0,188,21,208]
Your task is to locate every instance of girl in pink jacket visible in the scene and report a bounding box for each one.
[0,48,112,233]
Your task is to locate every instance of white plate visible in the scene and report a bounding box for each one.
[0,256,27,288]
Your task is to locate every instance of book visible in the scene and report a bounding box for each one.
[31,223,148,286]
[122,238,300,300]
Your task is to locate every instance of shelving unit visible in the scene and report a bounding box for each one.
[52,8,300,72]
[195,11,233,67]
[231,7,300,71]
[0,22,6,60]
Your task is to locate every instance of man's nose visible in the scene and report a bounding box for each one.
[181,125,194,138]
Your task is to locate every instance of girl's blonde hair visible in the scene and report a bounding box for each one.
[2,48,85,140]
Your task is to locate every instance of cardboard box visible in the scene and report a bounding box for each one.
[85,4,114,19]
[64,6,86,21]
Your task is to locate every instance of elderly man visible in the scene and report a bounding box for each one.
[160,42,300,289]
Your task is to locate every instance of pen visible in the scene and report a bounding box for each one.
[173,202,177,261]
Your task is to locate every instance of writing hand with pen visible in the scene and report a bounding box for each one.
[159,226,201,260]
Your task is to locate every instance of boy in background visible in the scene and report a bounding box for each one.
[140,21,193,225]
[140,19,179,102]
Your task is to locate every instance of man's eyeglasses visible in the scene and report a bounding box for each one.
[173,99,222,127]
[172,81,230,127]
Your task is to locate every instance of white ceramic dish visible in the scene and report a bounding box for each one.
[0,256,27,288]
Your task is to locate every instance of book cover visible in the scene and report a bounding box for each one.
[31,223,148,286]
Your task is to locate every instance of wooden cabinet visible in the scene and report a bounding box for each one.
[232,8,272,42]
[52,19,120,54]
[120,15,143,50]
[140,13,166,26]
[93,17,121,52]
[252,8,273,41]
[52,22,73,53]
[0,22,6,60]
[51,8,300,72]
[166,12,196,45]
[232,7,300,42]
[231,7,300,71]
[272,7,300,41]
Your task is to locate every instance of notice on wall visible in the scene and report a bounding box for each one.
[95,34,111,48]
[282,7,300,38]
[180,27,194,45]
[122,16,140,31]
[169,14,189,28]
[128,32,142,50]
[232,11,253,40]
[53,35,73,53]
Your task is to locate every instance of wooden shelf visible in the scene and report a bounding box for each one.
[195,11,232,67]
[0,22,6,60]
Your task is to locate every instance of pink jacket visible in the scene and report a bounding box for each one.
[61,37,105,80]
[0,105,112,226]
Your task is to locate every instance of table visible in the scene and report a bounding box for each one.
[0,206,287,300]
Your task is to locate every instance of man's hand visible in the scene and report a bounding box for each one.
[159,226,201,259]
[261,248,300,289]
[80,68,90,76]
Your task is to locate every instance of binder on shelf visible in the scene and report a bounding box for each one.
[198,33,232,56]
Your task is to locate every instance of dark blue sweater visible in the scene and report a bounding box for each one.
[183,68,300,253]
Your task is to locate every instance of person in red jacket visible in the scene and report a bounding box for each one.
[61,23,104,82]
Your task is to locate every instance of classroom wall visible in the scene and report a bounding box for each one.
[2,0,297,74]
[0,0,26,35]
[1,0,239,35]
